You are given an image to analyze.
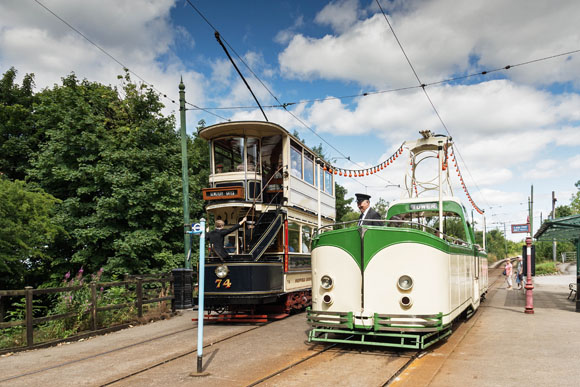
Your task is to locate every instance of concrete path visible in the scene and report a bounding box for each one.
[393,269,580,387]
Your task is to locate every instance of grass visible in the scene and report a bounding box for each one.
[535,260,559,275]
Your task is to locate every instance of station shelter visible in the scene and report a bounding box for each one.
[534,214,580,312]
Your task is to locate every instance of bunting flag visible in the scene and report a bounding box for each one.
[317,143,405,179]
[449,147,484,214]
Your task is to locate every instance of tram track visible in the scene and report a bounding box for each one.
[0,318,270,386]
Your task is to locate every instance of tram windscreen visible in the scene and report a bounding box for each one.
[214,137,243,173]
[246,137,260,173]
[389,211,467,242]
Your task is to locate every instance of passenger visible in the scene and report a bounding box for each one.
[515,256,523,290]
[207,217,247,260]
[216,164,224,174]
[355,193,384,226]
[504,259,513,290]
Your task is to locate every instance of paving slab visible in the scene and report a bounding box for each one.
[393,269,580,387]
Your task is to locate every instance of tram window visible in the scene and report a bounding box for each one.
[324,170,333,195]
[288,222,300,253]
[301,226,312,253]
[246,137,260,173]
[443,216,467,241]
[214,137,243,173]
[318,166,323,190]
[291,146,302,179]
[304,153,314,185]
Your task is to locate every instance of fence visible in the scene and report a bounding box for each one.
[561,251,577,263]
[0,273,174,353]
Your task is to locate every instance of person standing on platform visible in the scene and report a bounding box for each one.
[504,259,513,290]
[355,193,384,226]
[207,217,247,260]
[515,256,524,290]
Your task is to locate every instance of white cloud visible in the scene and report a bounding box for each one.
[315,0,361,33]
[0,0,206,124]
[279,0,580,88]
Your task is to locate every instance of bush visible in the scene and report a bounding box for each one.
[535,261,558,276]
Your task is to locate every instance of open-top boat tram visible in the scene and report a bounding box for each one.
[307,131,488,348]
[198,121,336,321]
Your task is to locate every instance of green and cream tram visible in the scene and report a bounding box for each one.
[307,132,488,348]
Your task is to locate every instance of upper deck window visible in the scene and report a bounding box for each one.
[304,152,314,185]
[324,170,333,195]
[246,137,260,173]
[214,137,243,173]
[291,145,302,179]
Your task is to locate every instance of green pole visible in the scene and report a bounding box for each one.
[179,78,191,269]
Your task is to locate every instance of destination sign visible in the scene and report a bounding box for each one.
[202,187,244,201]
[410,202,438,211]
[511,224,530,233]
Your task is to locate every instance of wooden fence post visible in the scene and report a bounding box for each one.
[25,286,33,347]
[90,282,97,331]
[136,278,143,318]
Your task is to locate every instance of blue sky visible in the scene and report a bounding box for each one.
[1,0,580,241]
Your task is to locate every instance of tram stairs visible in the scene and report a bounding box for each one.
[247,210,284,261]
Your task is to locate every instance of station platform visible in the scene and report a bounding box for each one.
[393,268,580,386]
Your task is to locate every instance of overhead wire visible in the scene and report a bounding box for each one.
[375,0,489,211]
[33,0,223,122]
[184,0,400,189]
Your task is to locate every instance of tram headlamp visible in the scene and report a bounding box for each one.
[400,296,413,308]
[397,275,413,291]
[215,264,229,279]
[320,275,333,290]
[322,293,334,305]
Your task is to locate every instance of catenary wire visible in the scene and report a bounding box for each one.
[375,0,490,210]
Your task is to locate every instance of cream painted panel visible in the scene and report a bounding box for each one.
[363,243,450,316]
[284,272,312,292]
[311,246,361,312]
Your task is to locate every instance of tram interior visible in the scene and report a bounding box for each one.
[387,210,471,244]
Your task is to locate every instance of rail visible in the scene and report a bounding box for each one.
[315,219,475,247]
[0,273,174,352]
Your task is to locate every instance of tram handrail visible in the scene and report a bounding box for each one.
[314,219,471,246]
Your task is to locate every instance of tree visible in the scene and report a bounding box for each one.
[335,184,356,222]
[0,178,64,288]
[555,204,573,218]
[27,73,186,280]
[0,67,40,180]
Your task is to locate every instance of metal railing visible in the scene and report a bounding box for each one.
[315,219,472,247]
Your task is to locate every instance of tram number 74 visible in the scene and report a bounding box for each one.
[215,279,232,288]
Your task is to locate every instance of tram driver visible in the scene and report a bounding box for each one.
[208,217,247,260]
[356,193,384,226]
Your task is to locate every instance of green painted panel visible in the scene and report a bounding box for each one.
[312,228,362,269]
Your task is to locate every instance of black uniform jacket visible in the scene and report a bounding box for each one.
[207,223,241,259]
[359,207,384,226]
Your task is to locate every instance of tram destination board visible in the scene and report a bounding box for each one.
[202,187,244,200]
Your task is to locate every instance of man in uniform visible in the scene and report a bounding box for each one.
[356,193,384,226]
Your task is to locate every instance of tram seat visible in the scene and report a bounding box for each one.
[568,283,577,300]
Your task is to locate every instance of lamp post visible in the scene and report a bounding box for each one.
[525,236,534,314]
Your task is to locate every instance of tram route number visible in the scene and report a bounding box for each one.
[215,279,232,288]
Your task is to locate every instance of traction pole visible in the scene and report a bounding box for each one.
[190,218,209,377]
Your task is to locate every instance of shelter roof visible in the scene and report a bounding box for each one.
[534,214,580,242]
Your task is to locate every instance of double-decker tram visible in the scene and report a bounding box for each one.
[198,121,336,321]
[307,131,488,348]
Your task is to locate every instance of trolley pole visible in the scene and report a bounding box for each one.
[190,219,209,377]
[524,236,534,314]
[180,78,192,269]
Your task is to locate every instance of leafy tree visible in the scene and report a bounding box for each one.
[27,73,186,280]
[335,184,356,221]
[374,198,389,218]
[555,204,573,218]
[0,67,40,180]
[0,178,64,288]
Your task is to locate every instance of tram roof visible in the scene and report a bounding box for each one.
[198,121,291,141]
[534,214,580,242]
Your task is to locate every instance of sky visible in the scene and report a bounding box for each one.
[1,0,580,242]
